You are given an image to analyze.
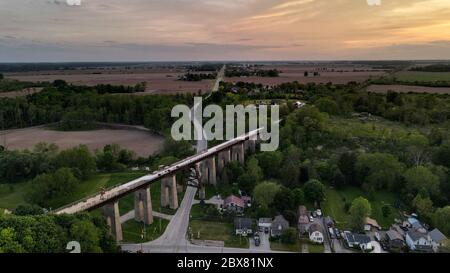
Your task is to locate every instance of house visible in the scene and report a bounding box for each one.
[385,230,405,249]
[364,217,381,232]
[294,101,306,109]
[241,196,252,207]
[258,218,272,233]
[308,223,324,244]
[428,228,447,253]
[223,195,245,213]
[297,206,310,234]
[405,230,432,252]
[343,231,372,250]
[271,215,290,238]
[234,218,254,236]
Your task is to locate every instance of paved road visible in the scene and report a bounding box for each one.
[249,232,271,252]
[120,210,173,224]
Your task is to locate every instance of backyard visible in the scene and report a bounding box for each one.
[321,186,400,229]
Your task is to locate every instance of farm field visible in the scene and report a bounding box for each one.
[367,84,450,94]
[225,64,386,85]
[0,127,164,157]
[393,71,450,82]
[5,70,215,94]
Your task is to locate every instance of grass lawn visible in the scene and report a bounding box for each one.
[270,240,301,252]
[190,203,218,220]
[121,217,169,243]
[190,220,249,249]
[308,243,325,253]
[0,182,33,210]
[322,186,400,229]
[0,171,147,210]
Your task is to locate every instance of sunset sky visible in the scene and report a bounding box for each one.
[1,0,450,61]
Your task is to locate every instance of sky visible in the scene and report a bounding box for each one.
[1,0,450,62]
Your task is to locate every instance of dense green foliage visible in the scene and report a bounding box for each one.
[410,64,450,72]
[0,213,116,253]
[0,82,192,131]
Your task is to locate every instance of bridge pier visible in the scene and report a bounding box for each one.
[161,175,178,209]
[217,149,231,174]
[201,157,217,186]
[102,201,123,242]
[231,143,245,164]
[134,187,153,225]
[247,139,256,153]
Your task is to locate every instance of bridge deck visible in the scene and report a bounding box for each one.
[54,129,260,215]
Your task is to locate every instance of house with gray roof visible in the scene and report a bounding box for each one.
[385,230,405,249]
[428,228,447,253]
[271,215,289,238]
[406,230,432,252]
[234,218,254,236]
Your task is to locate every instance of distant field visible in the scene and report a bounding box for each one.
[6,69,215,94]
[0,127,164,157]
[0,87,43,98]
[393,71,450,82]
[225,64,386,85]
[367,84,450,94]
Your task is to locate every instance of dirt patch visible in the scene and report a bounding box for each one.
[6,71,214,94]
[225,64,385,85]
[0,127,164,157]
[0,88,43,98]
[367,85,450,94]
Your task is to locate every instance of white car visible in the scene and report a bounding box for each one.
[316,209,322,217]
[309,216,314,222]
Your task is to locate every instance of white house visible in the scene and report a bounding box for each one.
[258,218,272,233]
[308,223,324,244]
[428,228,447,253]
[406,230,432,252]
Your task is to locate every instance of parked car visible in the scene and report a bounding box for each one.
[254,234,261,247]
[328,228,336,239]
[374,232,381,242]
[316,209,322,217]
[334,228,341,239]
[311,211,317,218]
[309,216,314,222]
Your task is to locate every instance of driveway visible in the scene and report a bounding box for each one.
[370,241,387,253]
[249,232,271,251]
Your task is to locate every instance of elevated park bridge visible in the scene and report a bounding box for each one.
[53,128,261,241]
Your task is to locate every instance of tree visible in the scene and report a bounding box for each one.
[434,144,450,168]
[56,145,96,180]
[253,182,281,209]
[315,97,339,115]
[237,173,257,194]
[349,197,372,231]
[304,179,326,204]
[163,137,194,158]
[293,188,305,206]
[281,228,297,244]
[272,187,296,213]
[404,166,440,197]
[355,153,405,190]
[28,168,78,208]
[338,152,357,185]
[13,204,44,216]
[70,220,102,253]
[256,151,283,178]
[0,228,24,253]
[246,156,263,181]
[412,194,434,221]
[433,206,450,235]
